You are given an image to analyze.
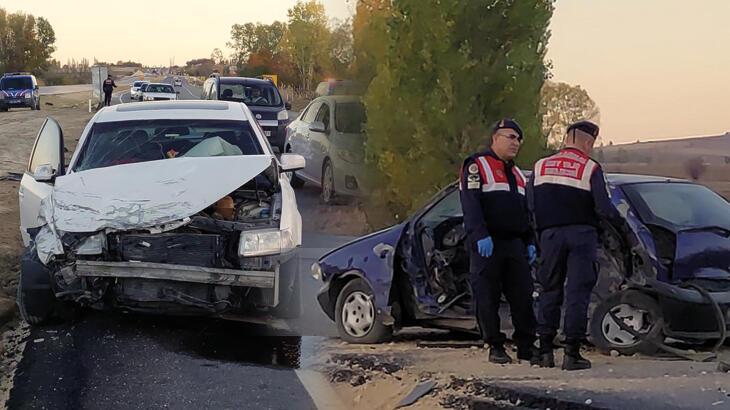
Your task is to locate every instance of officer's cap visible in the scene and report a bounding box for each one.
[567,120,599,139]
[492,118,523,140]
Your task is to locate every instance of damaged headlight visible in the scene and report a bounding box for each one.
[239,229,281,257]
[311,262,322,281]
[76,232,107,255]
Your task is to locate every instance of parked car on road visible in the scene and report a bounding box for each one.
[313,174,730,353]
[285,95,366,204]
[0,72,40,111]
[142,83,178,101]
[17,100,306,325]
[201,76,291,152]
[130,80,149,101]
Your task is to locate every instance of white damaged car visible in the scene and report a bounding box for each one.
[18,100,305,324]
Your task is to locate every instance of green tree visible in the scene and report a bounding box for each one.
[351,0,391,90]
[540,81,600,148]
[362,0,553,224]
[328,19,353,78]
[0,9,56,74]
[211,48,225,65]
[282,1,330,90]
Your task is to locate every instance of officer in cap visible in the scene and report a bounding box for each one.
[459,118,538,365]
[527,120,626,370]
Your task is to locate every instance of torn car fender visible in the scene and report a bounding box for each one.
[317,223,407,315]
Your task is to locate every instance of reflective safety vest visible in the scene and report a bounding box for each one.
[468,154,527,195]
[530,148,604,230]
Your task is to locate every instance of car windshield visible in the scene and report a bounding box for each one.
[335,102,366,133]
[146,84,174,93]
[0,77,32,90]
[133,81,145,87]
[624,182,730,230]
[140,84,149,91]
[74,119,264,172]
[218,83,282,107]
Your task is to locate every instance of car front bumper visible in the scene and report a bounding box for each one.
[332,158,366,197]
[0,98,33,109]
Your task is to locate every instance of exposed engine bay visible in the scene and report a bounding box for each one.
[419,217,471,314]
[33,167,301,318]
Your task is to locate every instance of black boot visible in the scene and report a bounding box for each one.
[562,341,591,371]
[517,345,540,366]
[538,335,555,368]
[488,345,513,364]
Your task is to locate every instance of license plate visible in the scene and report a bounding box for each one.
[9,100,20,104]
[264,131,271,137]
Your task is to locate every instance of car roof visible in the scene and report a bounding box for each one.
[317,95,362,103]
[218,77,274,86]
[145,82,172,86]
[605,173,688,185]
[96,100,250,122]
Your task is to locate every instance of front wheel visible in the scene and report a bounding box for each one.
[334,278,392,344]
[321,160,336,205]
[17,249,57,325]
[589,290,664,355]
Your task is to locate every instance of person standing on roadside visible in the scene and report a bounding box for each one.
[103,75,117,106]
[528,120,627,370]
[459,118,539,365]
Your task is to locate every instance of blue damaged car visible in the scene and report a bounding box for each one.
[313,173,730,354]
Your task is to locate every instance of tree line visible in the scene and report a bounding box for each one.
[0,8,56,74]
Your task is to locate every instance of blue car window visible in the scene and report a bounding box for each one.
[419,189,463,228]
[624,182,730,230]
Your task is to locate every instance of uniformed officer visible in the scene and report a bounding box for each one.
[102,75,117,107]
[527,120,626,370]
[459,118,538,365]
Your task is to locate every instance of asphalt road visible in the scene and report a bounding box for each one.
[6,84,351,409]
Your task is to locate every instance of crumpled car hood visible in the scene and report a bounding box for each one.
[43,155,273,233]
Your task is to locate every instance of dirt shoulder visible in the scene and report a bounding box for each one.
[318,331,730,409]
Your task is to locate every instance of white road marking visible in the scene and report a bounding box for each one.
[294,369,348,410]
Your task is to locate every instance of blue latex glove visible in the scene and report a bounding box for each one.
[527,244,537,265]
[477,236,494,258]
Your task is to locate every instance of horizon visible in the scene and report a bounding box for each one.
[3,0,729,144]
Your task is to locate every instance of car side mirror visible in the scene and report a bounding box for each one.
[280,153,305,172]
[285,101,292,110]
[33,163,56,183]
[309,121,326,133]
[176,91,180,94]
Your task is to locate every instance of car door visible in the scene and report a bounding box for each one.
[308,101,331,184]
[296,100,322,182]
[19,117,65,246]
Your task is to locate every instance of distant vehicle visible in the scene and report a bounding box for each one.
[285,95,366,204]
[142,83,178,101]
[202,76,291,152]
[0,72,40,111]
[130,81,149,101]
[314,79,361,97]
[17,100,306,325]
[173,78,183,87]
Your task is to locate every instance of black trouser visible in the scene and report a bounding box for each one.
[104,91,112,106]
[469,237,536,349]
[536,225,598,342]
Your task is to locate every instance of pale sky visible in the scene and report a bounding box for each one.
[4,0,730,143]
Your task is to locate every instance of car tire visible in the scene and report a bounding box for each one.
[334,277,392,344]
[272,253,301,319]
[17,248,58,326]
[0,108,7,112]
[589,289,663,355]
[321,160,336,205]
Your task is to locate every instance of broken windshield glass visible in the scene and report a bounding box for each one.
[73,119,263,172]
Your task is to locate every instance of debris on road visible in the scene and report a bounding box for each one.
[416,341,484,349]
[396,380,437,408]
[0,173,21,182]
